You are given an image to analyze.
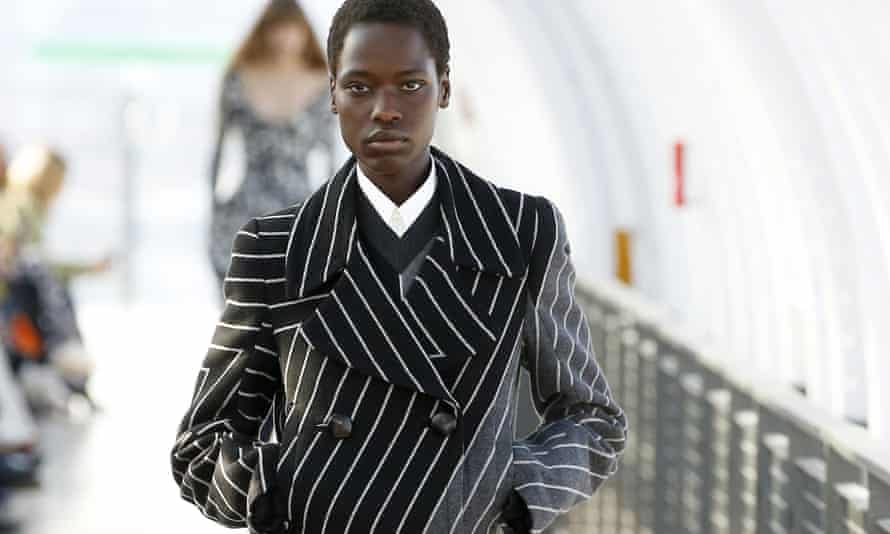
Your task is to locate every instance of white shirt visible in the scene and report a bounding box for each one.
[355,158,437,238]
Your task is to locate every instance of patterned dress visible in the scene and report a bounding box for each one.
[208,70,338,287]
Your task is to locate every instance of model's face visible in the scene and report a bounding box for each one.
[331,23,450,180]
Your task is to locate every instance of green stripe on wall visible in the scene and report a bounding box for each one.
[34,40,229,65]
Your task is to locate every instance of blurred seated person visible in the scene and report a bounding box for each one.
[1,145,111,412]
[0,143,6,189]
[6,145,111,279]
[0,145,40,489]
[0,343,40,488]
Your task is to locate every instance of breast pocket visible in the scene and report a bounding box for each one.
[269,291,330,350]
[453,267,525,336]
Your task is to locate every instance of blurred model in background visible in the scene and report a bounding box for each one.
[208,0,338,290]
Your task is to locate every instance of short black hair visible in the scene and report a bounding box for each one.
[327,0,450,76]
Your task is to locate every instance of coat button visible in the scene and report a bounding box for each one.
[430,412,457,436]
[315,414,352,439]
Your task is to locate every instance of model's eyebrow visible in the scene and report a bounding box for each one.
[394,69,429,76]
[339,68,429,79]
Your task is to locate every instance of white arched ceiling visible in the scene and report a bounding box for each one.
[441,0,890,440]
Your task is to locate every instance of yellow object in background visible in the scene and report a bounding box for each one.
[615,229,632,286]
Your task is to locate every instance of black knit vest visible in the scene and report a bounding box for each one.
[354,178,441,293]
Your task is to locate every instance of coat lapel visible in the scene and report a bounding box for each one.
[284,148,527,406]
[428,146,524,277]
[284,159,358,300]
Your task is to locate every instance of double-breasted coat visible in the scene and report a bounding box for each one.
[171,147,627,534]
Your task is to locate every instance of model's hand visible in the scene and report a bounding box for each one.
[247,486,290,534]
[501,490,531,534]
[248,486,289,534]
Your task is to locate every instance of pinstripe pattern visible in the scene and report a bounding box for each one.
[171,147,627,534]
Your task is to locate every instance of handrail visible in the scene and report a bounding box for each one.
[561,277,890,533]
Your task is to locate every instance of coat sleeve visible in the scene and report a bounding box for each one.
[510,197,628,533]
[170,217,284,528]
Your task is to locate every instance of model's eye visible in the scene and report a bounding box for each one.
[402,80,426,92]
[346,82,370,94]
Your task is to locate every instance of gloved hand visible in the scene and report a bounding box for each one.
[248,486,289,534]
[246,442,288,534]
[501,490,531,534]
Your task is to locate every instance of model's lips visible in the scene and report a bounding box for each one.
[365,131,409,146]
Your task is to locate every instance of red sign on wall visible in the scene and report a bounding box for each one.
[674,140,685,207]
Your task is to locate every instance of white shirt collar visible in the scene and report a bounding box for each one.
[355,157,437,238]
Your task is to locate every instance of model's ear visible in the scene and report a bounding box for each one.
[329,75,338,114]
[439,68,451,109]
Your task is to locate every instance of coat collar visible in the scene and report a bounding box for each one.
[285,147,524,298]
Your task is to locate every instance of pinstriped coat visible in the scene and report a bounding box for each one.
[171,147,627,534]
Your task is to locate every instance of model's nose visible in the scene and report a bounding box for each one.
[373,110,402,123]
[372,91,403,123]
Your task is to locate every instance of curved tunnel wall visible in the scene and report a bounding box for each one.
[438,0,890,441]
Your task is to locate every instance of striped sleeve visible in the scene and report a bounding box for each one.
[170,217,283,528]
[511,197,628,533]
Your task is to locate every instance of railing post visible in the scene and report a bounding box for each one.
[681,371,707,534]
[585,301,606,532]
[636,336,659,534]
[730,409,759,534]
[869,471,890,533]
[620,326,640,534]
[708,388,733,534]
[791,457,826,533]
[758,407,792,533]
[598,312,623,533]
[825,442,867,534]
[787,423,827,534]
[833,482,869,533]
[655,354,683,532]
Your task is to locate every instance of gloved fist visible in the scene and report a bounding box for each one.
[501,490,531,534]
[248,486,290,534]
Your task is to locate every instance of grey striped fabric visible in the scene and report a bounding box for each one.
[170,147,627,534]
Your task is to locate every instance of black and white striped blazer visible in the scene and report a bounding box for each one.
[171,147,627,534]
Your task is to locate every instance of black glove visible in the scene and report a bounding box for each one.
[501,490,531,534]
[247,487,289,534]
[245,442,287,534]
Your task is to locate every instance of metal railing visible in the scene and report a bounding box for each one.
[549,279,890,534]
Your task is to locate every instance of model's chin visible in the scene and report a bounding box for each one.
[359,158,407,178]
[358,150,412,176]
